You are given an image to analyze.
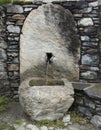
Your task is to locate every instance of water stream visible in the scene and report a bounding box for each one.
[45,60,49,85]
[45,53,53,85]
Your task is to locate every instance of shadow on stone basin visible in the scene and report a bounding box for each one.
[19,77,74,121]
[29,78,64,86]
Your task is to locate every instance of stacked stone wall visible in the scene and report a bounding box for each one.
[0,6,10,96]
[72,83,101,119]
[75,93,101,118]
[0,0,100,116]
[1,0,99,96]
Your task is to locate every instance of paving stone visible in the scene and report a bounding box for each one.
[26,124,39,130]
[62,115,71,123]
[40,126,48,130]
[68,123,80,130]
[48,127,54,130]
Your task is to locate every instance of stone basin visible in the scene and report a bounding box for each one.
[29,78,64,86]
[19,77,74,121]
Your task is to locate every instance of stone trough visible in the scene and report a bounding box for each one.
[19,78,74,121]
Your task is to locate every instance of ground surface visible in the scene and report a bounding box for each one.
[0,101,100,130]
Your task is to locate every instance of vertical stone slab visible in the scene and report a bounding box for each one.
[20,3,80,81]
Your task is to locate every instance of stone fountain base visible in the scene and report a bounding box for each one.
[19,78,74,121]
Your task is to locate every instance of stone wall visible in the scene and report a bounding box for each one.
[0,6,10,96]
[0,0,100,116]
[0,0,100,96]
[72,82,101,119]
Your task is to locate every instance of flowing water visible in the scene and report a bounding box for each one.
[45,61,49,85]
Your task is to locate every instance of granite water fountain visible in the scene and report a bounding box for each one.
[19,3,80,121]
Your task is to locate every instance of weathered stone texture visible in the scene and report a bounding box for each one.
[89,1,98,7]
[0,0,99,96]
[81,71,97,80]
[81,54,99,65]
[0,6,10,96]
[7,5,23,13]
[0,0,100,118]
[73,82,101,119]
[78,18,93,26]
[7,25,20,33]
[84,84,101,100]
[91,115,101,128]
[0,48,7,61]
[20,3,80,81]
[0,39,7,49]
[12,14,25,20]
[19,78,74,121]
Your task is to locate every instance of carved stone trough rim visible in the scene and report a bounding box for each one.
[19,77,74,91]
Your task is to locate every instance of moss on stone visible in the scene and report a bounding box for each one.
[0,0,28,4]
[0,123,8,130]
[0,96,11,112]
[35,119,65,128]
[14,120,23,125]
[0,122,15,130]
[0,0,12,4]
[70,111,87,124]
